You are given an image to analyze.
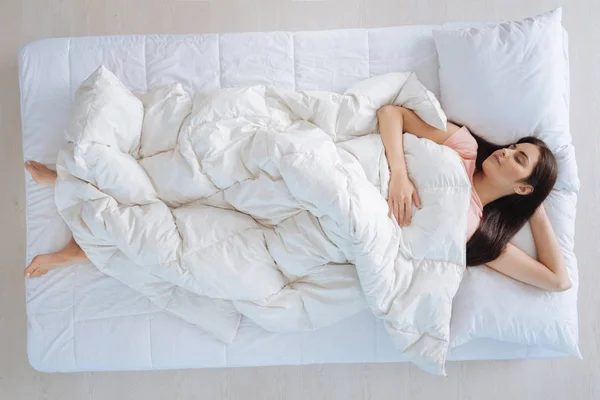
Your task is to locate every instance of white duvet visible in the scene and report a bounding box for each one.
[55,66,471,375]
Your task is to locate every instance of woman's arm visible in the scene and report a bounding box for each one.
[485,204,572,292]
[376,105,460,225]
[376,105,461,172]
[377,105,461,146]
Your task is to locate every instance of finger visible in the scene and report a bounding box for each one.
[396,200,403,226]
[388,198,393,219]
[413,191,422,210]
[404,199,411,226]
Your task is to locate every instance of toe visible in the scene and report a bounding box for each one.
[24,255,43,277]
[24,265,37,278]
[30,269,45,278]
[24,265,36,278]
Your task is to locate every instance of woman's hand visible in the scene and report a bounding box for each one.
[387,172,422,227]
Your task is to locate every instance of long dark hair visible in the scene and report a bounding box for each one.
[466,133,558,266]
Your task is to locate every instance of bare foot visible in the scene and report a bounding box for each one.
[24,160,57,185]
[25,238,87,278]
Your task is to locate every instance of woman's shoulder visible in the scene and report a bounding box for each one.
[443,124,478,161]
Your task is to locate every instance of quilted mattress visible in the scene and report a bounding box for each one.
[20,25,566,372]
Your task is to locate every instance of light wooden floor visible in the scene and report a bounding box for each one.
[1,0,599,399]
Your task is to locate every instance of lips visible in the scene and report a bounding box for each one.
[494,154,500,164]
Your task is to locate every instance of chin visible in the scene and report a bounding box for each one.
[481,157,494,174]
[482,158,508,187]
[481,158,501,180]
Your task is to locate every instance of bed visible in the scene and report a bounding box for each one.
[20,14,578,372]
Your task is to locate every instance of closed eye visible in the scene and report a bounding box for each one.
[510,144,529,166]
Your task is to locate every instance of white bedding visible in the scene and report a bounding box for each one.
[55,66,469,375]
[20,23,575,373]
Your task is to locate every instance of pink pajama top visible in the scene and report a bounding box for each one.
[443,126,483,241]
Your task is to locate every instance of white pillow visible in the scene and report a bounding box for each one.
[61,66,155,206]
[433,9,581,358]
[433,8,569,150]
[66,65,144,155]
[450,189,580,358]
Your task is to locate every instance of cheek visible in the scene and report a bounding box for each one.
[484,158,521,182]
[506,163,527,181]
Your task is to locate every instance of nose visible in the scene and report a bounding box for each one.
[501,148,510,158]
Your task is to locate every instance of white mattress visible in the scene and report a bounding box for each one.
[20,26,566,372]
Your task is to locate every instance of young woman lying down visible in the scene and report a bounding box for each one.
[23,105,571,292]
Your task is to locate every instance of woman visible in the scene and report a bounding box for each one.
[23,105,572,292]
[377,104,571,292]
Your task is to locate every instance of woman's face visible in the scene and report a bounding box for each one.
[482,142,541,195]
